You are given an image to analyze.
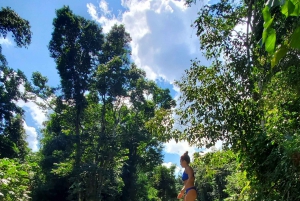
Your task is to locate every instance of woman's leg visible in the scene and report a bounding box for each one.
[185,189,197,201]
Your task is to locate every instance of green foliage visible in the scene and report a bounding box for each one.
[178,0,300,200]
[192,150,239,201]
[150,165,178,201]
[192,0,247,59]
[264,28,276,54]
[48,5,104,114]
[0,113,28,159]
[27,72,56,103]
[0,7,32,160]
[0,158,37,201]
[174,59,257,150]
[262,0,300,67]
[224,171,250,201]
[0,7,31,49]
[33,6,177,201]
[262,6,276,54]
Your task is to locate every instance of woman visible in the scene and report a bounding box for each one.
[177,151,197,201]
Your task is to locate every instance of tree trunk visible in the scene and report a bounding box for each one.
[75,107,82,201]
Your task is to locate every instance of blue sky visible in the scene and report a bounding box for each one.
[0,0,220,173]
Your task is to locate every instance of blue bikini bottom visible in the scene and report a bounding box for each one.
[185,186,197,194]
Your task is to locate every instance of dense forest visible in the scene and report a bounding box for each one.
[1,0,300,200]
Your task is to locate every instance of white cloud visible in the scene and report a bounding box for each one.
[87,3,97,20]
[163,139,197,160]
[87,0,225,154]
[0,37,12,46]
[113,95,132,109]
[87,2,121,33]
[87,0,209,83]
[23,121,38,152]
[197,140,223,156]
[215,140,223,150]
[99,0,110,15]
[164,138,223,159]
[17,93,50,152]
[162,161,183,176]
[17,99,47,128]
[162,161,173,168]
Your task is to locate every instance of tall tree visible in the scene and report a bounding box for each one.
[174,0,300,200]
[41,6,177,201]
[48,5,104,169]
[0,7,32,159]
[33,102,74,201]
[119,66,175,201]
[48,6,104,201]
[79,24,132,201]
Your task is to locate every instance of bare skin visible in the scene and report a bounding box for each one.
[177,160,197,201]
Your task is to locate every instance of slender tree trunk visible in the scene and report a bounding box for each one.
[93,95,107,201]
[75,106,82,201]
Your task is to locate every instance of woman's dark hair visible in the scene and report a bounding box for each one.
[180,151,190,164]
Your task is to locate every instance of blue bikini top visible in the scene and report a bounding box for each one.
[182,171,195,181]
[182,171,189,181]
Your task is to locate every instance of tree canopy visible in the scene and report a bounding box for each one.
[2,1,300,201]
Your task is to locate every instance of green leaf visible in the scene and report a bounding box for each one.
[290,0,300,16]
[262,29,268,44]
[271,44,288,67]
[265,28,277,53]
[263,6,272,22]
[289,26,300,49]
[281,0,295,17]
[263,7,274,29]
[290,0,299,4]
[264,18,274,29]
[18,171,28,176]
